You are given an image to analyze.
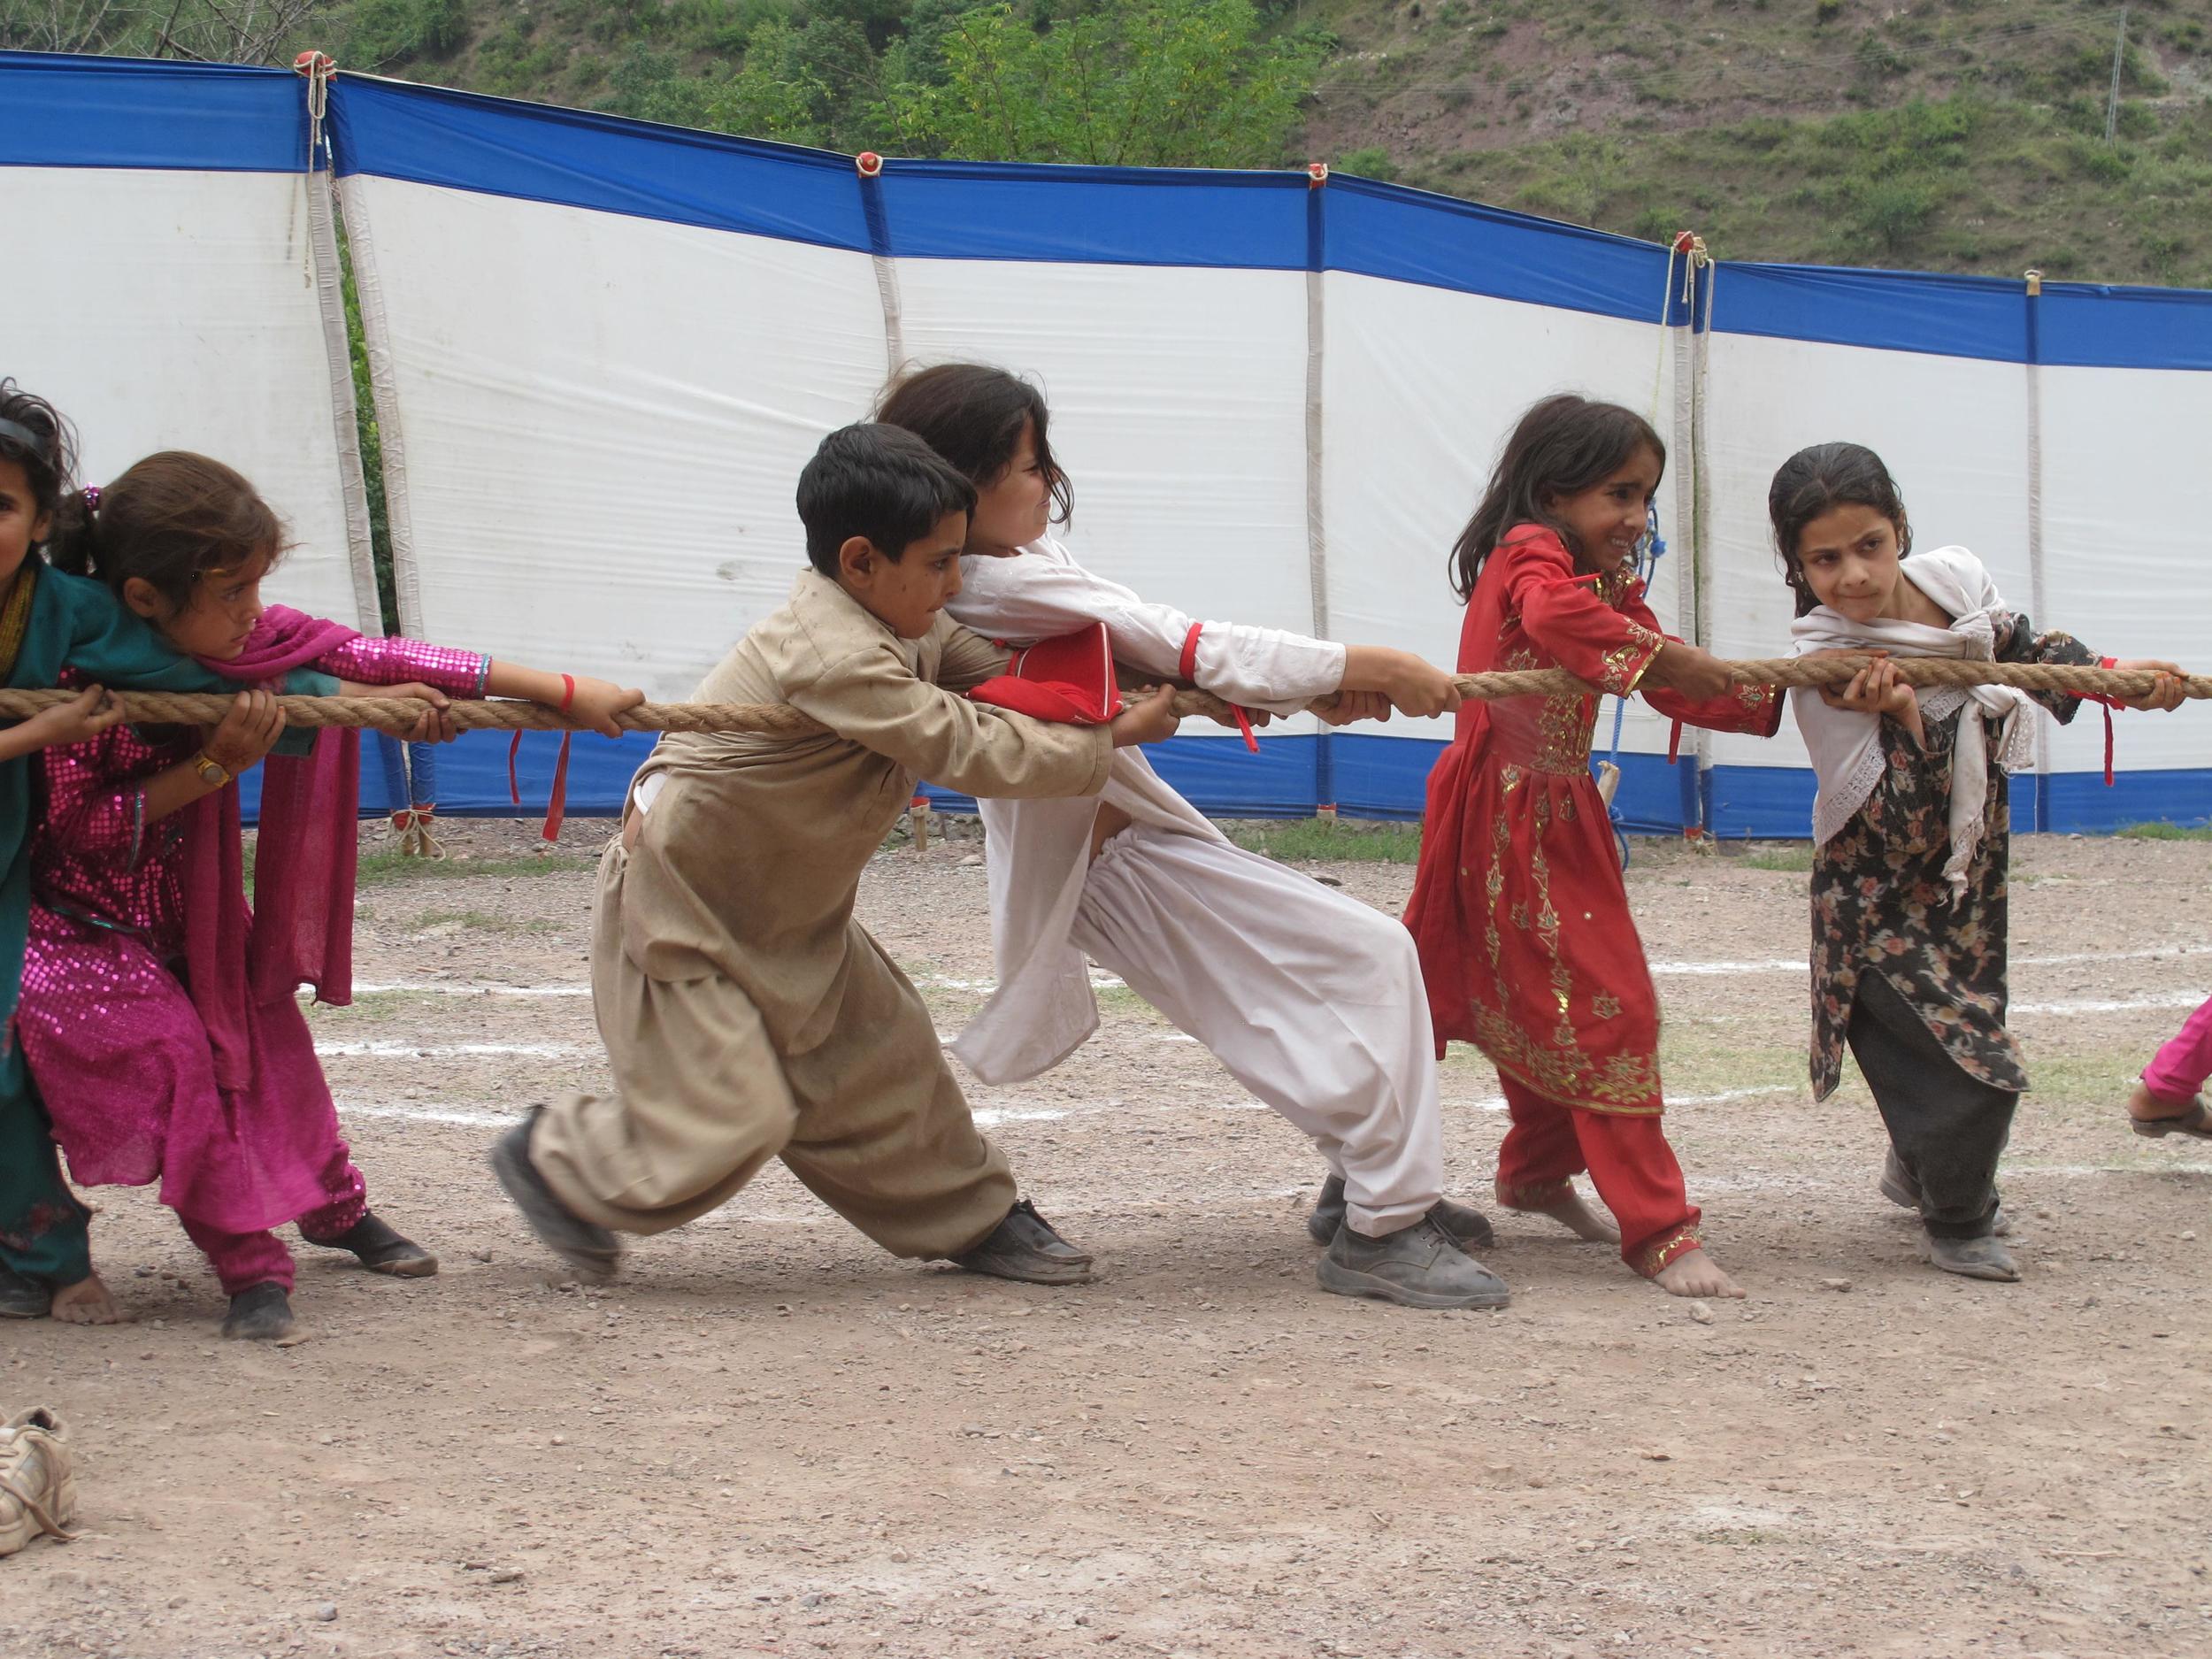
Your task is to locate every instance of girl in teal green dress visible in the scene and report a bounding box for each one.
[0,383,341,1321]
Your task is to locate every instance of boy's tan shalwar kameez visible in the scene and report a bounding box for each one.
[531,572,1112,1258]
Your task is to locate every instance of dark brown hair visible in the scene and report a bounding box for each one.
[1449,394,1665,600]
[45,451,288,613]
[874,363,1072,529]
[1767,442,1912,617]
[0,380,80,539]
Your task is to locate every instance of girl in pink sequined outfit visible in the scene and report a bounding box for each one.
[23,452,641,1340]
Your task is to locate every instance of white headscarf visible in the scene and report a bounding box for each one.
[1788,545,2035,899]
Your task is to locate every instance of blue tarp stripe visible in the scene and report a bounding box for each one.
[0,49,306,172]
[337,729,2208,838]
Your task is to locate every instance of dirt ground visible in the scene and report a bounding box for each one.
[4,817,2208,1659]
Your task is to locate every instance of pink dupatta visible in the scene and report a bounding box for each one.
[184,606,361,1091]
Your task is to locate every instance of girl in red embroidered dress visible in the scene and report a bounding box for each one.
[1404,395,1782,1298]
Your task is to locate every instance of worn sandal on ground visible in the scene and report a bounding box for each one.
[303,1212,439,1278]
[0,1262,50,1321]
[2129,1095,2212,1141]
[1307,1174,1496,1253]
[488,1108,620,1282]
[222,1282,296,1340]
[1925,1232,2019,1283]
[0,1407,77,1555]
[948,1199,1094,1286]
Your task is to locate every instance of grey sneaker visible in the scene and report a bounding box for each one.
[949,1199,1094,1286]
[1926,1231,2019,1282]
[1306,1175,1496,1252]
[489,1108,621,1282]
[1315,1216,1510,1310]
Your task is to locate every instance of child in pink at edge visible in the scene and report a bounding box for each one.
[21,451,643,1340]
[2128,995,2212,1141]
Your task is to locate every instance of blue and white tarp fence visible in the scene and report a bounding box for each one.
[6,49,2209,832]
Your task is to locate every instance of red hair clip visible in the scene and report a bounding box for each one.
[81,485,100,511]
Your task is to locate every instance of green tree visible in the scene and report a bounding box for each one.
[881,0,1322,167]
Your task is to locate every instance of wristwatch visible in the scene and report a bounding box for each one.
[190,751,233,788]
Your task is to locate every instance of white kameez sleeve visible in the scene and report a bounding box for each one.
[951,538,1346,718]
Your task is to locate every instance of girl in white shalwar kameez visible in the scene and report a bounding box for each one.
[878,365,1507,1310]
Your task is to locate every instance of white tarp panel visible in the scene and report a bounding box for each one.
[3,166,373,634]
[339,174,889,698]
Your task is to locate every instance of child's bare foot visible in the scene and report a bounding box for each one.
[1654,1247,1745,1299]
[1524,1187,1620,1244]
[48,1273,124,1325]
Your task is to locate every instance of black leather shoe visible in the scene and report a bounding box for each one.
[1307,1174,1496,1252]
[949,1199,1094,1285]
[303,1212,439,1278]
[0,1262,50,1320]
[488,1109,621,1282]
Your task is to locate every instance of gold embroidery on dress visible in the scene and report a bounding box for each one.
[1593,993,1622,1019]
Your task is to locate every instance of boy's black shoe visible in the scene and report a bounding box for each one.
[949,1199,1094,1285]
[489,1108,621,1282]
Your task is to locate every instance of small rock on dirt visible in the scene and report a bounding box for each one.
[1688,1302,1715,1325]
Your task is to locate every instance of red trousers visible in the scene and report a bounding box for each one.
[1493,1075,1701,1277]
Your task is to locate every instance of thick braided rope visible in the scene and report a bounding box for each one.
[0,656,2198,737]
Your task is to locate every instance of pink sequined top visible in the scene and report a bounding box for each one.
[33,635,488,950]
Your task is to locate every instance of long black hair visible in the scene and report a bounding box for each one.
[1450,393,1665,600]
[875,363,1073,526]
[1767,441,1912,617]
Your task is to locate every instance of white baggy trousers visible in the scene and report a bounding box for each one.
[1069,822,1443,1235]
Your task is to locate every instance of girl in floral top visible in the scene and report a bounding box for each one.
[23,451,641,1340]
[1771,442,2184,1283]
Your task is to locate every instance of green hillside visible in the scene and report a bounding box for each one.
[10,0,2212,284]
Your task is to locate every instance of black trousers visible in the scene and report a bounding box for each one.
[1847,971,2017,1240]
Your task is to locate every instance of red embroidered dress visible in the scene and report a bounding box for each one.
[1406,525,1782,1116]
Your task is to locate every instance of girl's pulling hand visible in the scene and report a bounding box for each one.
[19,684,126,749]
[1819,654,1924,745]
[564,676,648,740]
[1646,641,1734,703]
[1317,689,1394,726]
[1110,683,1181,749]
[1379,651,1463,718]
[2108,658,2188,712]
[204,688,287,774]
[337,679,457,744]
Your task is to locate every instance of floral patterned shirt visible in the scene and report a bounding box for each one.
[1807,614,2097,1099]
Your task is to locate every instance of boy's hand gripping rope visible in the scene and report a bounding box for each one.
[0,657,2197,741]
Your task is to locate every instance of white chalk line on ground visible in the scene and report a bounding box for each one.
[343,942,2212,1006]
[317,1040,594,1060]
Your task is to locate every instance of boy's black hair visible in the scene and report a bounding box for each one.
[796,424,976,577]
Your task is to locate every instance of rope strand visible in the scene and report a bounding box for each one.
[0,657,2197,741]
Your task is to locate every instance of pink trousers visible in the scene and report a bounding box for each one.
[2142,995,2212,1108]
